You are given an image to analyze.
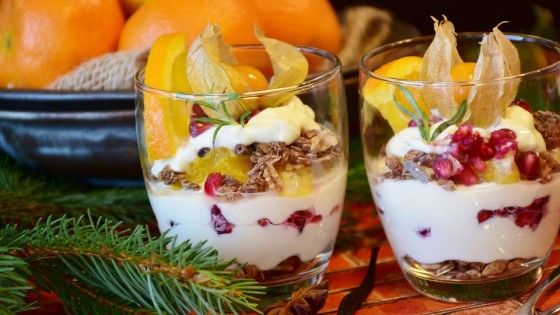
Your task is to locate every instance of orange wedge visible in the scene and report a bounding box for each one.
[362,56,429,133]
[143,33,192,162]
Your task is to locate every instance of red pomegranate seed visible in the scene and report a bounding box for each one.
[477,210,494,223]
[476,142,496,161]
[511,99,533,112]
[204,173,222,197]
[189,104,213,137]
[489,129,516,146]
[433,158,453,179]
[516,151,540,180]
[469,155,486,172]
[454,165,479,186]
[210,205,234,234]
[452,123,473,143]
[408,119,418,127]
[418,228,431,238]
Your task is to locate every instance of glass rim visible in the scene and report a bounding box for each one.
[134,44,342,100]
[359,32,560,87]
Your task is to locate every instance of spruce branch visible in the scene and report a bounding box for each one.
[1,213,265,314]
[0,154,154,226]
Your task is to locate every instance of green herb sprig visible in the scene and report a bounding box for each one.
[393,85,467,142]
[194,94,253,145]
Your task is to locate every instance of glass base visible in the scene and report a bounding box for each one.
[255,253,330,310]
[401,258,544,302]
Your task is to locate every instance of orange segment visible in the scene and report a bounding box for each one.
[183,148,251,184]
[143,33,192,162]
[362,56,429,133]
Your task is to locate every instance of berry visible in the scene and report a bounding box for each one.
[511,99,533,112]
[432,158,453,179]
[477,210,494,223]
[476,196,549,230]
[204,172,222,197]
[417,228,431,238]
[189,104,213,137]
[515,151,540,180]
[210,205,234,234]
[489,129,518,159]
[454,164,478,186]
[258,209,322,232]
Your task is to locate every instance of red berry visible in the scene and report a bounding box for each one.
[511,99,533,112]
[454,164,479,186]
[433,157,453,179]
[408,119,418,127]
[477,210,494,223]
[476,142,496,161]
[468,155,486,172]
[489,129,518,159]
[204,172,222,197]
[516,151,540,180]
[210,205,234,234]
[189,104,213,137]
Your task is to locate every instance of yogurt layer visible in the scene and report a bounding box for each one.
[148,167,347,270]
[371,173,560,264]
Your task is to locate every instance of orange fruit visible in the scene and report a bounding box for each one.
[0,0,125,89]
[483,152,520,184]
[118,0,342,55]
[183,148,251,184]
[362,56,429,133]
[143,33,192,162]
[450,62,476,104]
[118,0,260,51]
[252,0,342,55]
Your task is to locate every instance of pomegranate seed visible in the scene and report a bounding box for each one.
[459,131,483,153]
[241,109,261,124]
[511,99,533,112]
[210,205,234,234]
[476,142,496,161]
[516,151,540,180]
[489,129,518,159]
[408,119,418,127]
[452,123,473,143]
[433,158,453,179]
[418,228,431,238]
[257,218,270,227]
[204,173,222,197]
[190,104,213,137]
[477,210,494,223]
[448,142,467,161]
[454,165,479,186]
[489,129,516,146]
[469,155,486,172]
[285,210,322,232]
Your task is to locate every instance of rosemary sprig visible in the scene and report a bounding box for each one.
[393,85,467,142]
[195,94,252,145]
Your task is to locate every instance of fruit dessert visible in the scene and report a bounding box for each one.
[138,25,346,284]
[361,18,560,299]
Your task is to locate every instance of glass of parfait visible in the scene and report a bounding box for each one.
[359,21,560,302]
[135,26,348,306]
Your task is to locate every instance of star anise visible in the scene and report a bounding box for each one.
[264,281,329,315]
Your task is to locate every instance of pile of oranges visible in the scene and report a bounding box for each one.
[0,0,342,89]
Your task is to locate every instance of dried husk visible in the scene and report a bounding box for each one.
[186,24,256,119]
[467,25,521,127]
[257,29,309,107]
[420,16,463,118]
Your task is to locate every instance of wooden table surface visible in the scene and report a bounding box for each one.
[321,203,560,315]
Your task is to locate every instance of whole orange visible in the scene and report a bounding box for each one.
[118,0,342,55]
[118,0,260,51]
[0,0,125,89]
[252,0,342,55]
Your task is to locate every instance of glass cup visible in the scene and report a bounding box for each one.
[359,33,560,302]
[135,45,348,306]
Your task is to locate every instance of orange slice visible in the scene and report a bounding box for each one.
[143,33,192,162]
[362,56,429,133]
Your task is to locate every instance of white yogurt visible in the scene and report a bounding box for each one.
[370,173,560,264]
[148,167,347,270]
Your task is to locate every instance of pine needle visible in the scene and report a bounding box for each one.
[1,213,265,314]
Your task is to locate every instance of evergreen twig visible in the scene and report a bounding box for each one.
[1,213,265,314]
[0,154,154,226]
